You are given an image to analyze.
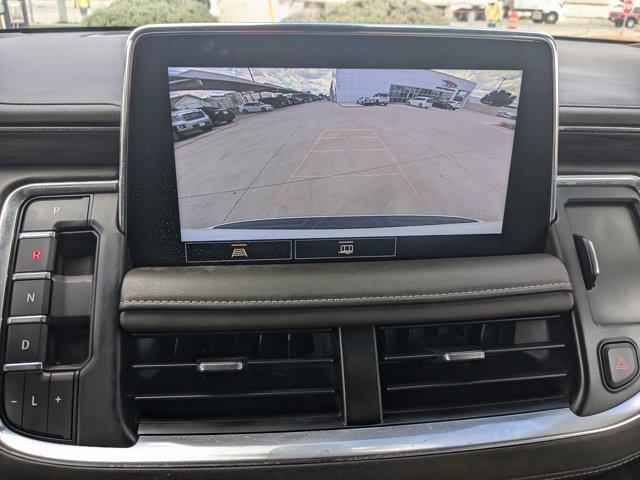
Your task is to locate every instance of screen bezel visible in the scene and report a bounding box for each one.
[121,25,557,266]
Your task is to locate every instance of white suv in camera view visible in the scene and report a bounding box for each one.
[372,93,389,105]
[407,96,435,108]
[239,102,275,113]
[171,108,213,140]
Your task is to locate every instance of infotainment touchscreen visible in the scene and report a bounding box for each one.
[168,67,523,243]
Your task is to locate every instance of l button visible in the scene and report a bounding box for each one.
[23,372,50,435]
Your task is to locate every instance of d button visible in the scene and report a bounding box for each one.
[5,324,46,364]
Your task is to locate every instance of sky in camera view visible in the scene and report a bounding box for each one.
[168,67,522,99]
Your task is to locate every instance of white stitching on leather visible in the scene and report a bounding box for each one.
[120,282,572,307]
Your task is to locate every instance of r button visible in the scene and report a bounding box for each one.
[15,237,56,273]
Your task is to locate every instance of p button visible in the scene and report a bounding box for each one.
[22,197,89,232]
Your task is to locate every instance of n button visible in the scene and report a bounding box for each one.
[10,279,51,316]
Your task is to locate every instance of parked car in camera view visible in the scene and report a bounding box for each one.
[357,96,374,105]
[171,108,213,141]
[609,6,640,28]
[498,105,518,119]
[200,106,235,124]
[407,96,434,108]
[239,102,274,113]
[432,99,460,110]
[372,93,390,105]
[259,96,287,108]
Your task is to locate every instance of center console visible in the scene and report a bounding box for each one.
[2,24,640,480]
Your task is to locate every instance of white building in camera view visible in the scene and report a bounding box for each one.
[333,69,477,106]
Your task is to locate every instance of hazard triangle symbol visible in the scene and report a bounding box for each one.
[615,354,631,371]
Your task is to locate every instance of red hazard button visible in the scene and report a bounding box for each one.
[602,342,638,389]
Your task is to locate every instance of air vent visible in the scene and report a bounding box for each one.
[126,328,343,433]
[378,315,574,422]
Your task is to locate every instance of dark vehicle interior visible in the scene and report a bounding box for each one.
[1,11,640,480]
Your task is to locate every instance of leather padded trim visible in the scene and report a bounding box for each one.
[121,283,571,308]
[120,291,574,332]
[120,254,573,331]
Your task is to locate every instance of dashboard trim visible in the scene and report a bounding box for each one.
[0,177,638,466]
[557,175,640,191]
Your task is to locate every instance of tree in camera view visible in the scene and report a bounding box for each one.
[480,89,517,107]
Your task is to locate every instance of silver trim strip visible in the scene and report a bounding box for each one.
[197,360,245,373]
[557,174,640,192]
[559,126,640,134]
[18,231,56,239]
[12,272,51,281]
[3,362,43,372]
[4,396,640,467]
[440,350,486,362]
[7,315,47,325]
[1,178,640,467]
[584,237,600,278]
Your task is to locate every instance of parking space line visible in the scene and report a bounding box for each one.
[268,126,429,214]
[323,128,374,132]
[354,173,401,177]
[268,129,328,211]
[370,129,430,211]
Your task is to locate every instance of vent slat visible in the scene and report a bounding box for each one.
[386,371,568,392]
[378,315,573,421]
[131,357,336,370]
[134,387,338,401]
[383,394,568,416]
[381,341,566,363]
[484,342,566,355]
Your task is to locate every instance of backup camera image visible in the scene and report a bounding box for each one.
[168,67,522,241]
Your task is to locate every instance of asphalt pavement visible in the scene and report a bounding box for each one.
[174,101,514,229]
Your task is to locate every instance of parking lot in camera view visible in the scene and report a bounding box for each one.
[174,101,515,230]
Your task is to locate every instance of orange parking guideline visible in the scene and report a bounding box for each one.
[268,127,429,213]
[369,129,430,211]
[268,128,328,211]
